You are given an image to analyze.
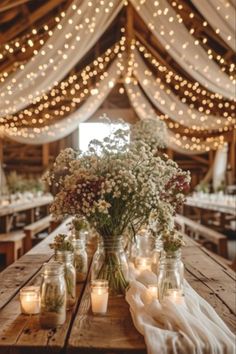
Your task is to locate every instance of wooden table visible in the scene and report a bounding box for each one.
[0,195,53,232]
[185,196,236,216]
[0,221,235,354]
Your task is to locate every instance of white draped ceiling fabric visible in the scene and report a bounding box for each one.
[129,0,235,100]
[0,0,235,154]
[133,50,232,131]
[0,0,123,116]
[125,80,224,155]
[4,57,123,144]
[191,0,236,51]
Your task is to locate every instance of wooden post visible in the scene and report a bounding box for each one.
[0,138,3,162]
[42,143,49,169]
[229,129,235,181]
[126,4,134,62]
[167,148,174,159]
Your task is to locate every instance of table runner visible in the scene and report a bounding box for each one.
[126,267,235,354]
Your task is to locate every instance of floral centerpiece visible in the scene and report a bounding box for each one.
[45,120,190,295]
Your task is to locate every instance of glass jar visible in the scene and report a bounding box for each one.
[151,237,163,274]
[54,251,76,309]
[39,262,66,328]
[157,250,184,302]
[91,236,104,280]
[72,239,88,283]
[91,236,129,296]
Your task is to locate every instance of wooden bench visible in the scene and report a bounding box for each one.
[24,215,52,251]
[0,231,26,266]
[175,214,228,258]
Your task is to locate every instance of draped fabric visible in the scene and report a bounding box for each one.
[212,143,228,191]
[0,0,123,116]
[191,0,236,51]
[4,58,122,144]
[133,50,231,131]
[126,269,235,354]
[129,0,235,99]
[125,80,223,154]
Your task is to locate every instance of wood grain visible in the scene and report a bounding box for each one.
[0,221,235,354]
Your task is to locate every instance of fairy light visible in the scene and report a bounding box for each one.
[135,40,235,124]
[3,38,126,130]
[170,0,235,74]
[125,80,226,152]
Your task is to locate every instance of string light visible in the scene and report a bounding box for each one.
[135,40,235,123]
[2,38,126,130]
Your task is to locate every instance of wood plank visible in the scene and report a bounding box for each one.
[0,220,67,309]
[67,282,146,354]
[0,195,53,217]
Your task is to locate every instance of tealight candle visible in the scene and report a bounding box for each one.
[90,280,109,315]
[165,289,185,305]
[147,284,157,302]
[20,286,40,315]
[135,257,152,272]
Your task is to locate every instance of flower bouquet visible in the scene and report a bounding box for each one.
[45,120,190,295]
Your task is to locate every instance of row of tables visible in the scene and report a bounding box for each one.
[0,221,235,354]
[0,194,53,233]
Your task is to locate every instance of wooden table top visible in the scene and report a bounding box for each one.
[185,196,236,216]
[0,221,235,354]
[0,195,53,217]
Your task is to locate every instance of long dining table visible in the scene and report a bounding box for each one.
[0,220,235,354]
[0,194,53,233]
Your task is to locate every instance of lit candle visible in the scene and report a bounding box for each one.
[146,284,158,303]
[165,289,185,305]
[135,257,152,272]
[20,286,40,315]
[90,280,109,315]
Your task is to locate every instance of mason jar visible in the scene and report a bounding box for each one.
[72,239,88,283]
[54,251,76,309]
[91,236,129,296]
[39,262,66,328]
[151,237,163,274]
[157,250,184,302]
[91,236,104,280]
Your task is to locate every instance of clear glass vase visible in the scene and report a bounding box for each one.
[151,237,163,274]
[157,249,184,302]
[72,239,88,283]
[54,251,76,309]
[39,262,66,328]
[91,236,129,296]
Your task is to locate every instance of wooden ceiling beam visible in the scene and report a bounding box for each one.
[0,0,68,45]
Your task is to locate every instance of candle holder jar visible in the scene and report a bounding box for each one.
[54,251,76,309]
[91,236,104,280]
[91,236,129,296]
[150,237,163,274]
[20,286,40,315]
[90,279,109,315]
[157,250,184,302]
[39,262,66,328]
[72,239,88,283]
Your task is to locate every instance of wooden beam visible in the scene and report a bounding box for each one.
[229,129,236,180]
[0,0,33,13]
[42,143,49,168]
[126,4,134,57]
[189,155,209,166]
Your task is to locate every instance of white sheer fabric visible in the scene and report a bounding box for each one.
[129,0,235,99]
[125,81,223,154]
[4,58,122,144]
[212,143,228,191]
[133,50,231,131]
[191,0,236,51]
[0,0,123,116]
[126,268,235,354]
